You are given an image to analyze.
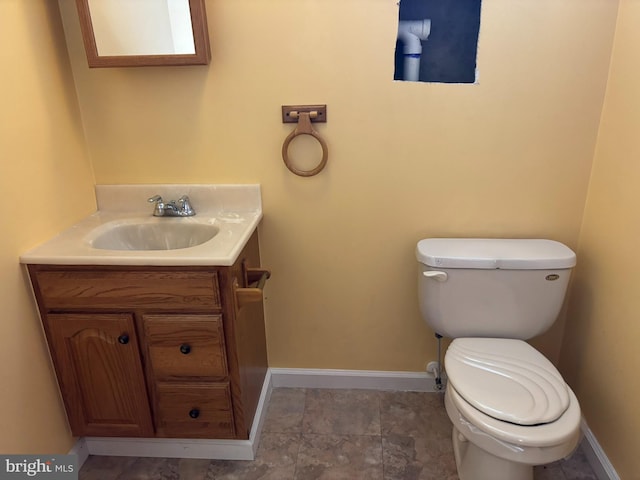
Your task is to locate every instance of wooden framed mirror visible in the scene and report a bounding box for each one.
[75,0,211,68]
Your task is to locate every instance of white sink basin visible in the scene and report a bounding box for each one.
[89,221,219,251]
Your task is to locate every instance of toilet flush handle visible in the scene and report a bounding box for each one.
[423,271,448,282]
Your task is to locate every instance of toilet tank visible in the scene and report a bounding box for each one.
[416,239,576,339]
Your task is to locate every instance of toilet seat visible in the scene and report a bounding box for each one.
[444,338,581,448]
[447,381,581,448]
[445,382,582,471]
[445,338,570,425]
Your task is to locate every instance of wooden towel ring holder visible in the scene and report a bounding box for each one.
[281,110,328,177]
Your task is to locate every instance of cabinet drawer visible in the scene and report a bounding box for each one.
[155,383,235,438]
[32,269,220,310]
[144,315,227,379]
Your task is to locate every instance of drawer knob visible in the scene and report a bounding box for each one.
[189,408,200,419]
[179,344,192,355]
[117,334,129,345]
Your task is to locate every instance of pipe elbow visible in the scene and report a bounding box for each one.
[397,19,431,55]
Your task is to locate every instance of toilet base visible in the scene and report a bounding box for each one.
[452,426,533,480]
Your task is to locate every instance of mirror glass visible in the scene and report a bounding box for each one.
[76,0,210,67]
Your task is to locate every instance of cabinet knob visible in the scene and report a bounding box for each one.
[117,334,130,345]
[179,344,191,355]
[189,408,200,419]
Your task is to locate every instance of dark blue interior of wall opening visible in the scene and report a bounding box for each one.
[395,0,482,83]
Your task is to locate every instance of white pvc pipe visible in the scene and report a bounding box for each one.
[403,56,421,83]
[397,19,431,81]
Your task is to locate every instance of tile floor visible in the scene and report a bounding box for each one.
[79,388,598,479]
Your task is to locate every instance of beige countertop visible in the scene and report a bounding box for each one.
[20,184,262,266]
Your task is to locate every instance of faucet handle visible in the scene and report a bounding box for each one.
[178,195,195,216]
[148,195,165,216]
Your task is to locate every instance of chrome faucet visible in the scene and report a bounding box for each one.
[147,195,196,217]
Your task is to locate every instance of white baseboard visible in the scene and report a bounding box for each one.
[74,370,273,462]
[68,437,89,468]
[580,418,620,480]
[270,367,446,392]
[84,436,255,461]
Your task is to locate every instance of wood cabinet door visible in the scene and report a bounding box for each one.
[47,313,154,437]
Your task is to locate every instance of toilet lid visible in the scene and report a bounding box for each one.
[445,338,570,425]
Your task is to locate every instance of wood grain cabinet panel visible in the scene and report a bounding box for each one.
[33,270,220,310]
[47,313,154,437]
[144,314,228,379]
[155,383,235,438]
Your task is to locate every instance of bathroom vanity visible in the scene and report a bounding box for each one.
[21,185,268,443]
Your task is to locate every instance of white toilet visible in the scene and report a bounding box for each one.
[416,238,581,480]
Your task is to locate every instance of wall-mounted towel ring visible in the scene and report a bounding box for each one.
[281,105,328,177]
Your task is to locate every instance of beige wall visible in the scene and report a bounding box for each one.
[560,1,640,477]
[59,0,618,371]
[0,1,95,453]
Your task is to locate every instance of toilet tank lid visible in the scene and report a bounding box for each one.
[416,238,576,270]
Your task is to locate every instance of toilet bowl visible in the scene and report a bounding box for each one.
[415,238,581,480]
[443,338,581,480]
